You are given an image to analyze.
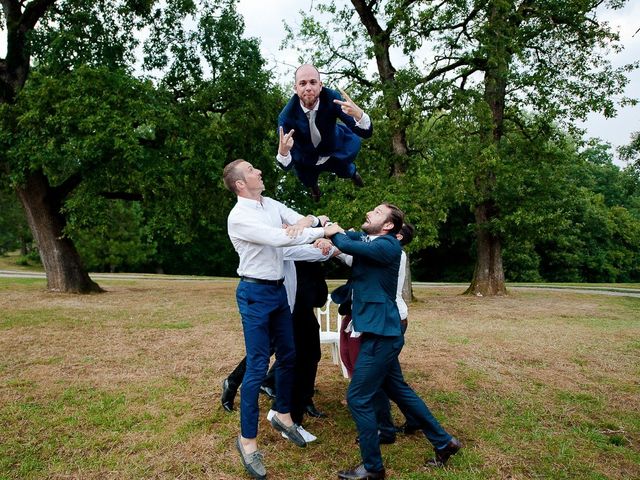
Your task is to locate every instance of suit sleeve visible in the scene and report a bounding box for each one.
[331,233,398,264]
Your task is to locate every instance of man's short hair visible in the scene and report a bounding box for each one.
[223,159,246,193]
[398,222,415,246]
[383,203,404,235]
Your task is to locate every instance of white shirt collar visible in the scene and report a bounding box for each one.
[237,195,264,208]
[299,99,320,113]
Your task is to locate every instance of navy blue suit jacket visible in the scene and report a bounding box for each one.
[278,87,373,169]
[331,231,402,337]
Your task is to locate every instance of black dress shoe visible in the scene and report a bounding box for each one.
[355,434,396,445]
[304,403,327,418]
[310,184,322,202]
[221,378,237,412]
[259,385,276,399]
[351,172,364,188]
[396,422,420,435]
[337,464,385,479]
[426,437,462,467]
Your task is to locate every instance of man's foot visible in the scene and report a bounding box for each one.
[236,435,266,479]
[395,422,420,435]
[310,184,322,202]
[221,378,237,412]
[355,432,396,445]
[304,402,327,418]
[281,424,317,443]
[337,464,385,479]
[425,437,462,467]
[351,172,364,188]
[270,414,307,448]
[259,385,275,399]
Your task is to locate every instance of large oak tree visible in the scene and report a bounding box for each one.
[286,0,636,295]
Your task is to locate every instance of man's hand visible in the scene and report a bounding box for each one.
[323,223,344,238]
[317,215,330,227]
[278,126,295,156]
[284,224,305,238]
[333,88,364,121]
[313,238,334,256]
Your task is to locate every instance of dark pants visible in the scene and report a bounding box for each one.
[227,357,276,391]
[236,280,295,439]
[293,156,356,188]
[290,306,322,424]
[348,334,451,472]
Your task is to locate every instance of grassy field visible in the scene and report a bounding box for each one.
[0,276,638,479]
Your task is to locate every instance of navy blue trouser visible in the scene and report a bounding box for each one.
[236,280,295,438]
[293,156,356,188]
[348,334,451,472]
[375,321,421,436]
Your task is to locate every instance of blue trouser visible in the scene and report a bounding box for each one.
[236,281,296,438]
[348,334,451,472]
[375,321,421,436]
[293,156,357,188]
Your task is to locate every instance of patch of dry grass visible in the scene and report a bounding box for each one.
[0,278,638,479]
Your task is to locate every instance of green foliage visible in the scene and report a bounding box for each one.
[0,188,31,255]
[69,201,156,272]
[1,0,284,277]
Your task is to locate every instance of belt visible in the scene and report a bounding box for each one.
[240,276,285,286]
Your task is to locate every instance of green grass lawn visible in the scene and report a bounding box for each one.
[0,277,638,479]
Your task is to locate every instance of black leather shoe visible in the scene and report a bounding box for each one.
[259,385,276,399]
[310,184,322,202]
[337,464,385,479]
[426,437,462,467]
[221,378,237,412]
[396,422,420,435]
[355,433,396,445]
[304,403,327,418]
[351,172,364,188]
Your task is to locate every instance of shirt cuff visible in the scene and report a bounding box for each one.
[355,112,371,130]
[276,152,292,167]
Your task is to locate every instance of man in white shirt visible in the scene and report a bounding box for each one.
[223,159,342,479]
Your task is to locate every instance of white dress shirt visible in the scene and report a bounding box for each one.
[395,251,408,321]
[227,196,324,280]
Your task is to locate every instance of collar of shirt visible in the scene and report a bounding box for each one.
[299,99,320,113]
[236,195,264,209]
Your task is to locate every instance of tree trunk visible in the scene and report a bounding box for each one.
[349,0,409,171]
[16,170,102,293]
[464,0,509,296]
[465,201,507,296]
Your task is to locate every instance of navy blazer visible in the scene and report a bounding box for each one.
[278,87,373,169]
[331,231,402,337]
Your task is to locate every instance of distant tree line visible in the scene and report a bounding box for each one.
[1,0,639,290]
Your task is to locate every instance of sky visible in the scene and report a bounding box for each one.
[1,1,638,164]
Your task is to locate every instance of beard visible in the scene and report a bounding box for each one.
[362,220,382,235]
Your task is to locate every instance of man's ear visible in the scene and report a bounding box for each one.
[382,221,394,234]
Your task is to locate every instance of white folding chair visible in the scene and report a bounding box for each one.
[316,294,349,378]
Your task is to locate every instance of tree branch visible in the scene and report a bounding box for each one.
[19,0,56,32]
